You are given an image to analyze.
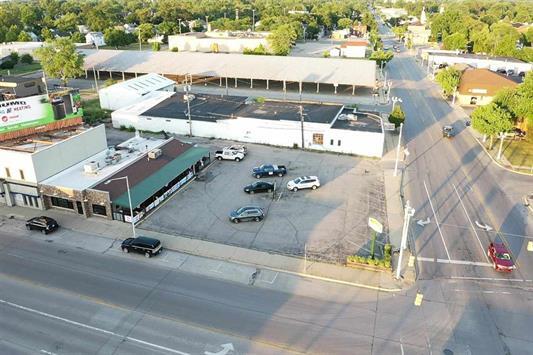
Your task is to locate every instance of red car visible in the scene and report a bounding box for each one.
[487,242,515,272]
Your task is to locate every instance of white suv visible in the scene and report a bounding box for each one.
[287,176,320,191]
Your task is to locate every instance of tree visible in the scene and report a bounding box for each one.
[157,21,178,37]
[370,50,394,67]
[70,32,85,43]
[435,67,461,96]
[17,31,32,42]
[9,51,19,64]
[151,42,161,51]
[137,23,155,43]
[443,33,468,50]
[268,24,297,56]
[54,13,78,33]
[41,28,54,41]
[513,72,533,128]
[5,25,19,42]
[34,38,84,86]
[471,103,514,148]
[337,18,353,30]
[20,53,33,64]
[392,26,407,41]
[104,28,132,49]
[389,105,405,129]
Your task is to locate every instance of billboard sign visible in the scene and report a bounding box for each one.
[0,91,83,134]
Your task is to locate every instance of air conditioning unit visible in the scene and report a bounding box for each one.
[148,148,162,160]
[83,161,100,174]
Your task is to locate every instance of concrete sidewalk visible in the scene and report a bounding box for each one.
[0,203,411,291]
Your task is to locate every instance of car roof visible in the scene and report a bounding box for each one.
[493,243,509,253]
[134,236,160,245]
[297,176,318,180]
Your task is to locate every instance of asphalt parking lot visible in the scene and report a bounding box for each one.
[140,142,388,263]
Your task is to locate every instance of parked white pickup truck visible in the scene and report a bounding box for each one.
[224,144,247,155]
[215,149,245,161]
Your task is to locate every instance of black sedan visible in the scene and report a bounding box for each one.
[244,181,275,194]
[25,216,59,234]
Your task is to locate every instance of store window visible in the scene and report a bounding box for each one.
[4,167,10,178]
[312,133,324,145]
[338,140,342,146]
[19,169,25,180]
[51,197,74,209]
[92,204,107,216]
[330,139,334,145]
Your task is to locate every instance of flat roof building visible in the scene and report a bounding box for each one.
[112,93,384,158]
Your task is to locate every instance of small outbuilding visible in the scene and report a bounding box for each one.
[98,73,175,111]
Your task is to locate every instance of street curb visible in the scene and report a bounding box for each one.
[471,134,533,176]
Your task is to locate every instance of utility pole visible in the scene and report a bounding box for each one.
[299,105,305,149]
[92,67,99,93]
[183,74,193,136]
[138,29,142,51]
[178,19,182,34]
[393,123,403,177]
[396,200,415,280]
[252,10,255,32]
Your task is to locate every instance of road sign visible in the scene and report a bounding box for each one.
[368,217,383,234]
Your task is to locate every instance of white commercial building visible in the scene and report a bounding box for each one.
[168,31,270,53]
[339,41,368,58]
[0,125,108,209]
[98,73,175,111]
[422,51,532,74]
[112,93,385,158]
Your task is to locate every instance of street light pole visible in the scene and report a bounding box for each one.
[105,176,136,238]
[299,105,305,149]
[178,19,182,34]
[184,83,192,136]
[396,200,415,279]
[393,123,403,177]
[252,10,255,31]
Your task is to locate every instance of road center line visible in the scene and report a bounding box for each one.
[452,183,490,263]
[423,180,451,260]
[0,299,191,355]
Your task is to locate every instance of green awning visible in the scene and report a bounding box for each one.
[113,146,209,208]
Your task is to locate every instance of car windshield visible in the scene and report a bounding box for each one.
[294,178,302,184]
[496,253,511,260]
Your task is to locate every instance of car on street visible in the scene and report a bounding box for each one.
[442,125,454,138]
[487,242,515,272]
[229,206,264,223]
[121,236,163,258]
[244,181,275,194]
[25,216,59,234]
[252,164,287,178]
[287,176,320,191]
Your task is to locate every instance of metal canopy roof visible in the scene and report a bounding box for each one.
[82,49,377,87]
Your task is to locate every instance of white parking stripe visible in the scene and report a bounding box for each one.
[423,180,451,260]
[452,183,490,263]
[0,299,191,355]
[417,256,492,267]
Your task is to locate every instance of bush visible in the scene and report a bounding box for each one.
[9,52,19,64]
[171,47,179,52]
[119,125,136,132]
[20,53,33,64]
[104,78,118,87]
[255,97,265,103]
[323,51,330,58]
[0,60,15,69]
[82,99,110,125]
[151,42,161,51]
[347,243,392,270]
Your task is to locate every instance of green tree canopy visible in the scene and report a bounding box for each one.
[389,105,405,129]
[268,24,297,56]
[369,50,394,66]
[435,67,461,96]
[104,28,134,49]
[137,23,155,43]
[337,18,353,30]
[471,103,514,148]
[443,33,468,51]
[34,38,84,86]
[17,31,32,42]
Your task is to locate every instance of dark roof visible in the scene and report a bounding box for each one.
[93,139,193,201]
[143,93,342,125]
[143,93,246,122]
[236,101,342,124]
[330,109,382,133]
[113,146,209,208]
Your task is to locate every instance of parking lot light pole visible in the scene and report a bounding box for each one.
[393,123,403,177]
[396,200,415,280]
[105,176,135,238]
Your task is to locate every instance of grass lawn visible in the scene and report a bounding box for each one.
[0,62,42,76]
[501,134,533,168]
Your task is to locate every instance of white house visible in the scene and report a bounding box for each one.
[98,74,176,111]
[339,40,368,58]
[78,25,90,34]
[111,93,385,158]
[0,125,107,209]
[85,32,106,47]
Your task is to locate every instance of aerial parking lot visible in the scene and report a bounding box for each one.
[140,142,388,263]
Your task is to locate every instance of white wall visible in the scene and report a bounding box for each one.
[429,55,532,73]
[99,87,143,111]
[31,125,108,182]
[112,113,384,158]
[0,150,37,183]
[168,36,269,53]
[341,46,367,58]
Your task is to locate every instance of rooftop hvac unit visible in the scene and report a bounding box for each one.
[83,161,100,174]
[148,148,162,160]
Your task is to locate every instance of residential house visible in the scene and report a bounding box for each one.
[85,32,106,47]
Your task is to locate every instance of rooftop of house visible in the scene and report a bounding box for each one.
[40,133,168,191]
[340,40,369,48]
[0,127,87,153]
[457,68,519,96]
